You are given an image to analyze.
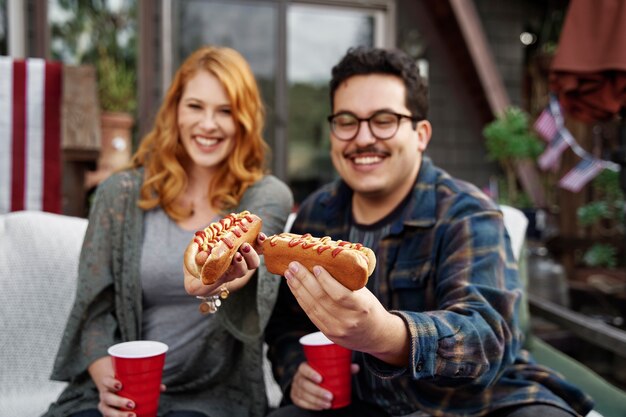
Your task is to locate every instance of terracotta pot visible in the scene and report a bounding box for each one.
[86,111,134,189]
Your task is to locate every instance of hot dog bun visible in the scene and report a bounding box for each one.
[262,233,375,290]
[184,211,262,285]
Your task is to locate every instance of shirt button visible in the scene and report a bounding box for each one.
[455,367,465,376]
[416,361,424,372]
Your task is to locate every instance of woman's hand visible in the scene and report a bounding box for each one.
[184,233,267,297]
[88,356,167,417]
[88,356,135,417]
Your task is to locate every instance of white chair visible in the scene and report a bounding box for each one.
[500,205,528,262]
[0,211,87,416]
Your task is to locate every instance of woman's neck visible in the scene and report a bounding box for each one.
[177,166,218,230]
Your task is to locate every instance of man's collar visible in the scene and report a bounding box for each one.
[388,156,437,233]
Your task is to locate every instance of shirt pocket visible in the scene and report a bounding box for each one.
[388,259,431,311]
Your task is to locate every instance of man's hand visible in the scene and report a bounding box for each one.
[284,261,410,367]
[290,362,360,410]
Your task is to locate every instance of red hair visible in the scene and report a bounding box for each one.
[130,46,267,219]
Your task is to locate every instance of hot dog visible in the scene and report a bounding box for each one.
[262,233,376,290]
[184,211,262,285]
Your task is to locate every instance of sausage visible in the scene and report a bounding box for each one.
[184,211,262,285]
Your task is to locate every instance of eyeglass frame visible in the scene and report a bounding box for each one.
[326,110,423,141]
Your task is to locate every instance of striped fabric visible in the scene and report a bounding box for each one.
[0,57,63,214]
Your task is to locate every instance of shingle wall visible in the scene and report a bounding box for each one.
[398,0,544,190]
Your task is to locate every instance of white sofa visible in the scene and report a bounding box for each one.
[0,210,282,416]
[0,211,87,416]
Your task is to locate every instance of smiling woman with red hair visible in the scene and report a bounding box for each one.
[44,46,293,417]
[133,46,269,218]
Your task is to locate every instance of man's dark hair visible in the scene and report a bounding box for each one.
[329,46,428,120]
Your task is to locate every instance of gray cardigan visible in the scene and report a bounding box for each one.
[45,169,293,417]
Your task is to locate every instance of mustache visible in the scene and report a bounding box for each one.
[344,146,391,158]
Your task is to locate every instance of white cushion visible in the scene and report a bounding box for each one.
[0,211,87,417]
[500,205,528,261]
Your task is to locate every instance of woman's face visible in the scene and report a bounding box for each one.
[177,70,236,173]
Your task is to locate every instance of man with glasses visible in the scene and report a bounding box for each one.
[265,47,592,417]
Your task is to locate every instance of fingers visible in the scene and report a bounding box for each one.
[223,252,246,280]
[310,264,354,303]
[290,362,333,410]
[184,265,205,295]
[284,263,350,328]
[286,262,352,305]
[96,378,135,417]
[254,232,267,255]
[98,392,136,417]
[285,267,332,329]
[239,242,261,270]
[223,242,260,280]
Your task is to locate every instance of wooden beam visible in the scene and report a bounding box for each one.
[137,0,158,140]
[447,0,546,207]
[528,292,626,358]
[448,0,509,115]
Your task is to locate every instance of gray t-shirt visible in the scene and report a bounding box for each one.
[140,207,218,383]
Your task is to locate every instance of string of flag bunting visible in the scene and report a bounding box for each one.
[533,94,620,193]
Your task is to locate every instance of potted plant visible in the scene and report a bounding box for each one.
[88,46,137,189]
[96,46,137,116]
[483,106,545,207]
[74,4,138,189]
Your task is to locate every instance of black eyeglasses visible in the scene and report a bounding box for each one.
[327,110,420,141]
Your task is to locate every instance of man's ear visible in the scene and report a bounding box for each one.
[415,120,432,152]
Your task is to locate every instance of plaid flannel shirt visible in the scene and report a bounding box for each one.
[266,157,593,417]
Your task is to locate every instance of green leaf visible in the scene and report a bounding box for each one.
[483,106,545,162]
[577,202,609,226]
[582,243,618,268]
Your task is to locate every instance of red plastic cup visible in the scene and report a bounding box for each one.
[299,331,352,409]
[107,341,169,417]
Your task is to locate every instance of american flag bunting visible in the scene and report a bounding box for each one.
[0,57,63,214]
[537,132,569,171]
[558,158,606,193]
[533,106,558,143]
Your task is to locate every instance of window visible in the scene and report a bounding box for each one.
[286,3,385,202]
[172,0,279,160]
[168,0,393,203]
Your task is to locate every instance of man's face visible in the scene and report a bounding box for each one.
[330,74,431,201]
